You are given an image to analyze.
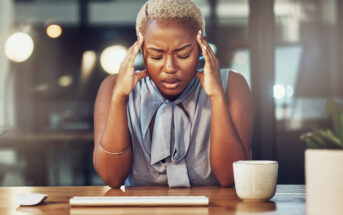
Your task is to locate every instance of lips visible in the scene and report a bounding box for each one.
[162,78,181,89]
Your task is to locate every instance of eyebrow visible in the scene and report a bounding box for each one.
[146,44,192,53]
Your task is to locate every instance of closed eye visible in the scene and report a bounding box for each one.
[150,56,162,60]
[177,54,190,59]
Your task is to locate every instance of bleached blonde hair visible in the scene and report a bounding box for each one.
[136,0,205,36]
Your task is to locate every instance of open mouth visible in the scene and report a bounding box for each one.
[162,78,181,89]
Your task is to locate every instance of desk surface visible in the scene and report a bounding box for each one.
[1,185,305,215]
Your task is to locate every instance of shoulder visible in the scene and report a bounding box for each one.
[227,70,250,97]
[228,70,247,88]
[95,74,118,108]
[98,74,118,93]
[225,70,252,110]
[218,68,250,96]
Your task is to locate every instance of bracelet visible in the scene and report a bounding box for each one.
[99,142,131,155]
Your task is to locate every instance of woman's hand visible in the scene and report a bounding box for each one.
[112,32,148,100]
[196,31,224,99]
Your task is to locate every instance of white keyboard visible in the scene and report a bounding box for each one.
[69,196,209,206]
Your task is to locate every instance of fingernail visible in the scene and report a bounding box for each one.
[139,32,143,41]
[198,30,202,38]
[203,46,206,50]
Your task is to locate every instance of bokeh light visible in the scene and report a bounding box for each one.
[274,84,286,99]
[100,45,127,74]
[286,85,294,97]
[82,50,97,72]
[234,52,248,65]
[46,24,62,39]
[5,32,34,63]
[58,75,73,87]
[80,50,97,86]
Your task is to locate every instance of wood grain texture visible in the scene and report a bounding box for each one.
[1,185,305,215]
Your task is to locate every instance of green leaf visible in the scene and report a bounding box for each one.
[312,131,327,147]
[325,100,343,138]
[318,129,343,148]
[301,100,343,149]
[305,138,320,149]
[301,133,322,148]
[301,133,315,148]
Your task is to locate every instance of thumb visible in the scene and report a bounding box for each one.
[136,69,148,81]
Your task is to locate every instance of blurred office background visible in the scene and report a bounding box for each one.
[0,0,342,186]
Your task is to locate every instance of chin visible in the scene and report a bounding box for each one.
[162,88,182,95]
[158,86,185,100]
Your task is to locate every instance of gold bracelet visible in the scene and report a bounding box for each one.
[99,142,131,155]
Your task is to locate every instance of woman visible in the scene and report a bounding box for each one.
[93,0,253,188]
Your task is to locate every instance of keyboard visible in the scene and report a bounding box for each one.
[69,196,209,206]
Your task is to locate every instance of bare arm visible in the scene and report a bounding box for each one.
[209,71,253,187]
[196,31,253,187]
[93,75,132,188]
[93,33,147,188]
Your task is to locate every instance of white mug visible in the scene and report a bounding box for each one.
[233,160,278,202]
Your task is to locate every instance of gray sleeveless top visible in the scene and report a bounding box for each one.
[125,69,230,187]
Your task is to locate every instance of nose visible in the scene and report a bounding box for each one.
[164,55,176,73]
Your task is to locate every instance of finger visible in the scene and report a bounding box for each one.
[196,32,213,68]
[138,32,144,48]
[129,32,144,64]
[199,34,217,66]
[198,33,215,58]
[127,44,139,65]
[127,41,139,55]
[136,69,148,81]
[204,41,216,58]
[198,33,219,71]
[202,44,214,70]
[197,32,215,65]
[124,33,142,62]
[196,31,215,58]
[119,41,138,67]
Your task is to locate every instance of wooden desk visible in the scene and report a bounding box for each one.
[2,185,305,215]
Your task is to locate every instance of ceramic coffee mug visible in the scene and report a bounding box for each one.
[233,160,278,202]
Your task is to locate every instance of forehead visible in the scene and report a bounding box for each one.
[143,19,197,48]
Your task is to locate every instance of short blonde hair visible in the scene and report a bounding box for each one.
[136,0,205,36]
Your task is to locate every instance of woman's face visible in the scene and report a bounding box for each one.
[142,19,200,101]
